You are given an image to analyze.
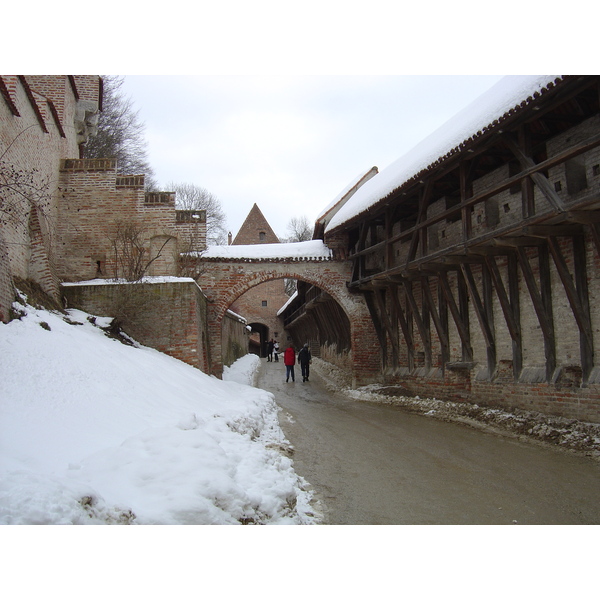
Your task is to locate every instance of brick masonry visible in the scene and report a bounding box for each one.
[198,257,381,382]
[61,280,210,370]
[228,203,290,354]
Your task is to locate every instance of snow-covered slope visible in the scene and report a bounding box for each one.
[0,293,315,525]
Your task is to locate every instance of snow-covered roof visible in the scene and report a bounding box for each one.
[326,75,564,232]
[277,290,298,316]
[316,166,378,226]
[226,309,247,323]
[199,239,332,260]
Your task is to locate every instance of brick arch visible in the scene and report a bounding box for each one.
[215,269,354,324]
[200,258,380,384]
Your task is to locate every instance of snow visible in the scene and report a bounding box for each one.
[61,276,197,286]
[0,293,316,525]
[198,239,332,260]
[277,290,298,316]
[326,75,563,231]
[316,166,378,225]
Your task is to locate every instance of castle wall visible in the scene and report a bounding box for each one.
[55,159,206,282]
[62,279,211,371]
[221,310,251,367]
[0,75,101,320]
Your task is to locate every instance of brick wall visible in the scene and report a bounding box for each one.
[0,75,96,321]
[318,100,600,423]
[62,279,212,371]
[221,310,251,367]
[198,257,380,381]
[55,159,206,281]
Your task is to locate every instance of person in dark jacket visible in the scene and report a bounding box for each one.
[267,339,274,362]
[283,345,296,382]
[298,343,312,382]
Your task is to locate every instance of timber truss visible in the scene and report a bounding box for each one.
[342,76,600,385]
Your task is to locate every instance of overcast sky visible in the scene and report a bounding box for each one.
[120,75,504,239]
[12,1,591,241]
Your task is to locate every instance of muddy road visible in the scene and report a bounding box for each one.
[256,358,600,525]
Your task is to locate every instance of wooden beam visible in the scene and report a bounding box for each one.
[460,161,473,240]
[519,124,536,218]
[522,225,584,237]
[405,179,433,268]
[421,275,450,365]
[547,236,594,381]
[374,287,400,366]
[484,255,520,342]
[589,222,600,258]
[565,210,600,225]
[363,291,387,368]
[517,245,556,380]
[389,282,415,371]
[402,279,432,368]
[485,254,523,379]
[438,271,473,361]
[502,134,566,213]
[508,253,523,378]
[460,263,496,373]
[493,236,546,247]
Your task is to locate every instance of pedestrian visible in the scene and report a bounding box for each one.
[267,339,274,362]
[273,340,279,362]
[298,343,312,382]
[283,345,296,382]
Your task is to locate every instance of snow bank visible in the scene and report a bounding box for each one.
[326,76,562,231]
[0,295,315,525]
[61,276,197,286]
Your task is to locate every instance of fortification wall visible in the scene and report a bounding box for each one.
[0,75,101,321]
[221,311,250,367]
[62,279,211,371]
[56,161,207,281]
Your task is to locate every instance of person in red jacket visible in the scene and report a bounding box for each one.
[283,345,296,382]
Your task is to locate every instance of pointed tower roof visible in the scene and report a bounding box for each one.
[232,203,280,245]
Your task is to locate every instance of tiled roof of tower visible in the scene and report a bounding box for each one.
[325,75,566,232]
[232,203,280,245]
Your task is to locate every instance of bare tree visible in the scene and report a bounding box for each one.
[284,215,313,243]
[282,216,313,295]
[168,182,227,245]
[108,221,171,281]
[84,76,157,190]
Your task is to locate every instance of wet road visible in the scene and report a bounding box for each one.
[257,358,600,525]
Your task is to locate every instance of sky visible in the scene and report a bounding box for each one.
[11,1,593,241]
[120,75,504,239]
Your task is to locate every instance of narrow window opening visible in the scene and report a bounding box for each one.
[565,158,588,195]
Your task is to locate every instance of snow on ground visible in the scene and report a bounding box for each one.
[0,292,317,525]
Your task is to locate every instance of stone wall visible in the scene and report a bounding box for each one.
[0,75,100,321]
[62,279,211,371]
[56,160,206,281]
[221,310,251,367]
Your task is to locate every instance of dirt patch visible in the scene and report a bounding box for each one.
[312,358,600,461]
[12,278,65,317]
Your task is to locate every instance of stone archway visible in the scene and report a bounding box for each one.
[198,258,381,385]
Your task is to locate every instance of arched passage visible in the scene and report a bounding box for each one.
[198,258,381,385]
